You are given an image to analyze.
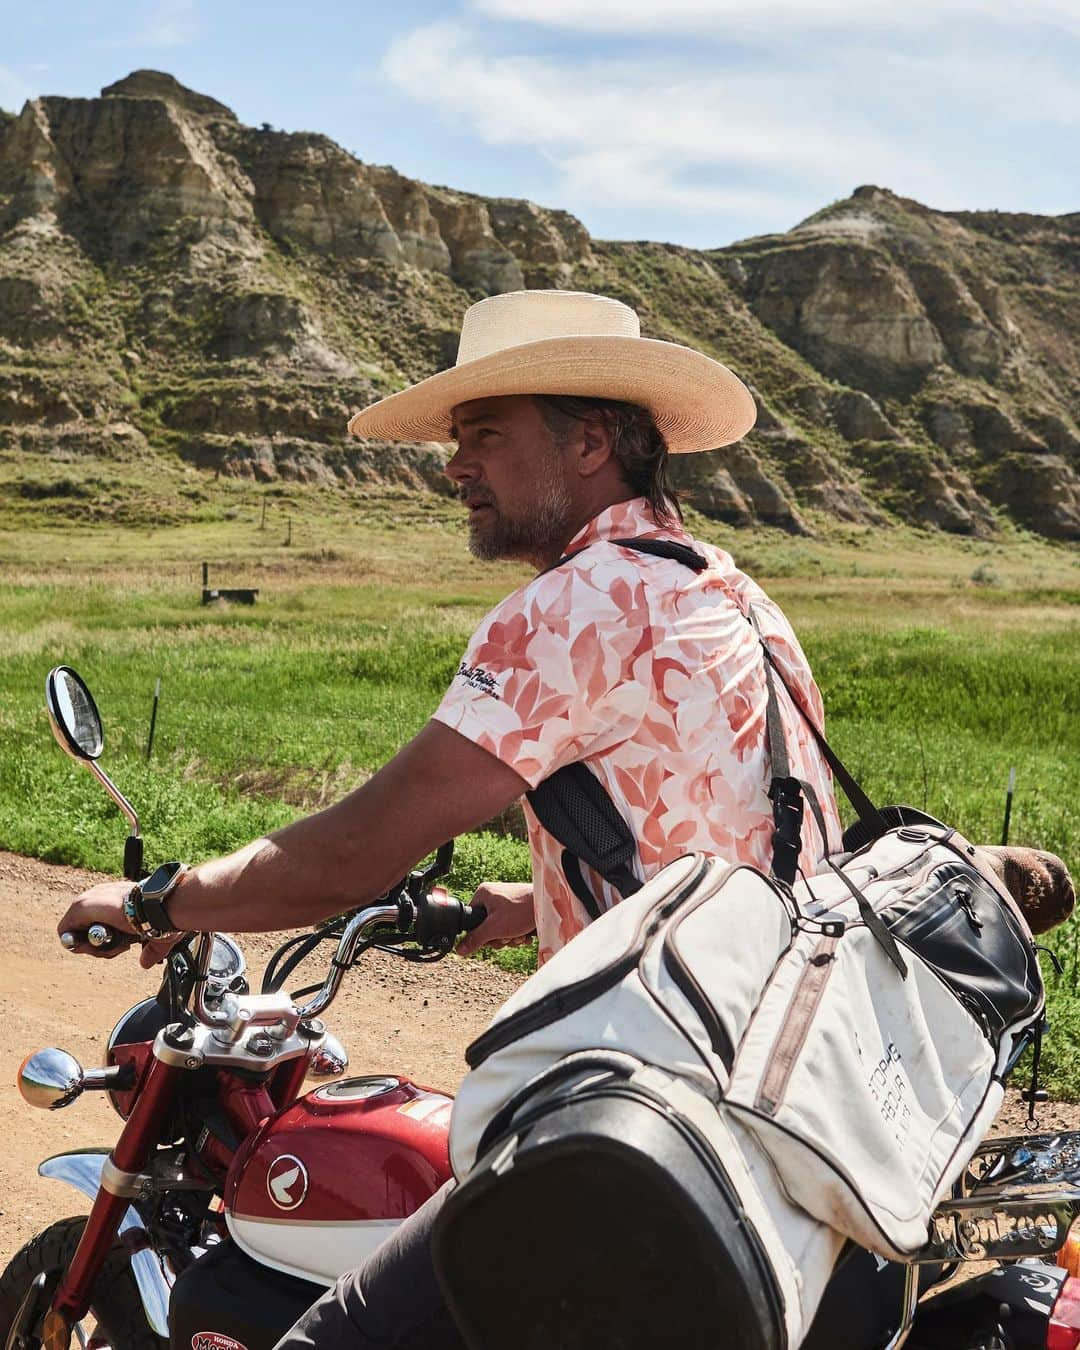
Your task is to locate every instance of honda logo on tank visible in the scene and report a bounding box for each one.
[266,1154,308,1211]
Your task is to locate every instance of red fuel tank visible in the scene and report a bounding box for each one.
[224,1075,454,1284]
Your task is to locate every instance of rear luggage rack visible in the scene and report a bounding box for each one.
[915,1130,1080,1263]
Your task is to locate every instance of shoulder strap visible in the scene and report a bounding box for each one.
[526,536,704,911]
[754,633,883,832]
[526,762,642,916]
[544,535,709,575]
[525,535,883,917]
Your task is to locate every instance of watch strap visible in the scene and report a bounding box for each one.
[141,890,177,936]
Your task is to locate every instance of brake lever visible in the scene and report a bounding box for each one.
[410,840,455,897]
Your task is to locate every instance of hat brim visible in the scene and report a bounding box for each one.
[347,335,756,454]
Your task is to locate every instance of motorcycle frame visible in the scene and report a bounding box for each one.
[50,1055,184,1325]
[47,1051,313,1329]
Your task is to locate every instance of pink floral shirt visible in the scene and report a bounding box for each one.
[434,498,841,962]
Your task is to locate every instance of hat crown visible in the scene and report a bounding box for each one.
[456,290,641,366]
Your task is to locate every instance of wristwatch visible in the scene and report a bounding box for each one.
[124,861,189,939]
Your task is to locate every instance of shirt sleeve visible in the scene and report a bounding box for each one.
[432,551,653,788]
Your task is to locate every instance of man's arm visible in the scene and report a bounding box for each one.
[58,722,530,948]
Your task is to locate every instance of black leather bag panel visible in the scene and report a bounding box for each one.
[883,861,1042,1039]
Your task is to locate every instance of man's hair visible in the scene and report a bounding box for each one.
[533,395,682,527]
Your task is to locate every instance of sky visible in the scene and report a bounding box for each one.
[0,0,1076,250]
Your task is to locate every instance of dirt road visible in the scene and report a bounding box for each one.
[0,850,525,1268]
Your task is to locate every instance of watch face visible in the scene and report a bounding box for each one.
[142,861,184,897]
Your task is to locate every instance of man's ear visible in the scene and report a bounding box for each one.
[577,414,615,478]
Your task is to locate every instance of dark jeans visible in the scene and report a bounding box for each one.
[275,1182,465,1350]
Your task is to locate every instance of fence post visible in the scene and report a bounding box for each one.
[146,678,161,762]
[1000,766,1016,845]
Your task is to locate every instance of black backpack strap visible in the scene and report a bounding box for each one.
[526,762,642,914]
[748,608,905,972]
[546,536,709,575]
[749,612,886,838]
[747,604,805,885]
[824,856,909,979]
[526,536,705,915]
[609,538,709,571]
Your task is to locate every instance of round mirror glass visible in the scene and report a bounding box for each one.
[46,666,104,761]
[18,1046,85,1109]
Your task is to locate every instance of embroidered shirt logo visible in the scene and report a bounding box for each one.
[457,661,501,699]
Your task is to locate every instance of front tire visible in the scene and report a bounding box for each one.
[0,1215,165,1350]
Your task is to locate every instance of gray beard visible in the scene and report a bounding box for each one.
[466,455,574,566]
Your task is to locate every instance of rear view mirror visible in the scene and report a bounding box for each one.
[45,664,143,880]
[46,666,104,761]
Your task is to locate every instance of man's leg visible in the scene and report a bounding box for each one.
[275,1182,465,1350]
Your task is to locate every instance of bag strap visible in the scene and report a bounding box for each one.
[747,603,805,885]
[526,537,707,912]
[525,534,882,913]
[526,762,642,917]
[754,630,884,832]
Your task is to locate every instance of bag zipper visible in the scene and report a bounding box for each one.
[661,871,796,1077]
[755,934,840,1115]
[661,944,737,1075]
[465,856,712,1069]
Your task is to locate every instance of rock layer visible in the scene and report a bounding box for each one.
[0,75,1077,538]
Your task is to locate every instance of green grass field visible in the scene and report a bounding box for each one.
[2,490,1079,1085]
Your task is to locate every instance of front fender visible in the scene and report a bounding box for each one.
[38,1149,171,1338]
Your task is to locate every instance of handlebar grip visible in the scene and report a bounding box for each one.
[412,890,488,951]
[60,926,128,952]
[460,904,487,933]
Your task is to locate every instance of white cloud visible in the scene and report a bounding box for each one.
[380,21,958,229]
[470,0,1080,36]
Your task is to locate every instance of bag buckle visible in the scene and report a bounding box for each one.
[769,776,804,886]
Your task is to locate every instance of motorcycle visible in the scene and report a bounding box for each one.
[2,666,484,1350]
[6,665,1080,1350]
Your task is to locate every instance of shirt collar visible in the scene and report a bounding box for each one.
[561,497,688,556]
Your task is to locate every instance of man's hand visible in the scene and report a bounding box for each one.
[457,882,536,957]
[58,881,187,968]
[56,881,137,959]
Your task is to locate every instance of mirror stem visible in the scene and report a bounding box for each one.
[86,760,142,879]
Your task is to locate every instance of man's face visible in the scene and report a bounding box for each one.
[446,395,574,566]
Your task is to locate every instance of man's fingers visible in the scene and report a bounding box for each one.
[140,937,180,968]
[63,939,116,959]
[456,926,488,958]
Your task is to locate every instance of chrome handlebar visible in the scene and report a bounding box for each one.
[190,903,402,1024]
[297,904,401,1019]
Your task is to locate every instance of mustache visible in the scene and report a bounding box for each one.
[460,488,495,508]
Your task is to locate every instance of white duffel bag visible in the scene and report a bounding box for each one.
[450,824,1044,1262]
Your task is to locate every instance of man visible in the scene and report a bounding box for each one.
[58,289,844,1344]
[60,290,840,964]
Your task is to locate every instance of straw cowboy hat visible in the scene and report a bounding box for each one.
[347,290,756,454]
